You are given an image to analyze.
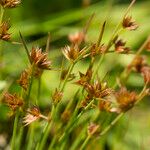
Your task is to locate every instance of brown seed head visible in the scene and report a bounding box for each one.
[0,0,21,8]
[17,69,30,91]
[114,38,130,53]
[30,47,52,70]
[0,21,11,41]
[84,80,113,99]
[115,87,137,112]
[122,16,138,30]
[99,100,111,112]
[141,66,150,85]
[23,106,48,126]
[52,88,63,105]
[3,92,24,110]
[129,56,146,72]
[90,44,106,56]
[62,45,87,62]
[75,67,92,86]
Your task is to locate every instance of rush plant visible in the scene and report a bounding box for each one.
[0,0,150,150]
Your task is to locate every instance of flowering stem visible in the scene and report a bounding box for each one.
[16,127,24,150]
[93,54,105,79]
[0,6,4,24]
[60,62,75,91]
[26,123,35,150]
[38,105,55,150]
[11,111,19,150]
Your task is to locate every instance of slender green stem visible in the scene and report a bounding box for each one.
[16,127,24,150]
[37,77,41,104]
[71,111,100,150]
[0,6,4,24]
[60,62,75,91]
[38,105,55,150]
[59,99,95,144]
[11,112,19,150]
[26,123,35,150]
[93,54,104,79]
[80,135,91,150]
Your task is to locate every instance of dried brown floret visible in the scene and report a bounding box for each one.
[122,16,138,30]
[0,21,11,41]
[17,69,30,91]
[0,0,21,8]
[75,67,92,86]
[141,66,150,85]
[30,47,52,70]
[62,45,87,62]
[90,44,106,56]
[114,38,130,53]
[52,88,63,105]
[128,55,146,72]
[3,92,24,110]
[99,100,111,112]
[115,87,137,112]
[81,80,113,100]
[23,106,48,126]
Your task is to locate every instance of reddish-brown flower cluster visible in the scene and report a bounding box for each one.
[0,21,11,41]
[23,106,48,126]
[122,16,138,30]
[114,38,130,53]
[3,92,24,110]
[129,56,150,85]
[62,45,87,62]
[30,47,52,70]
[0,0,21,8]
[115,87,137,112]
[17,69,30,91]
[75,67,92,86]
[52,88,63,105]
[90,44,106,56]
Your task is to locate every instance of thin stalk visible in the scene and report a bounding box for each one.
[0,6,4,24]
[71,111,100,150]
[60,62,75,91]
[59,99,95,144]
[16,127,24,150]
[26,65,34,105]
[80,135,91,150]
[38,105,55,150]
[19,31,31,63]
[26,123,35,150]
[37,77,41,104]
[45,32,50,53]
[11,112,19,150]
[93,54,105,79]
[96,21,106,48]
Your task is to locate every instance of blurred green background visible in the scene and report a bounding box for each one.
[0,0,150,149]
